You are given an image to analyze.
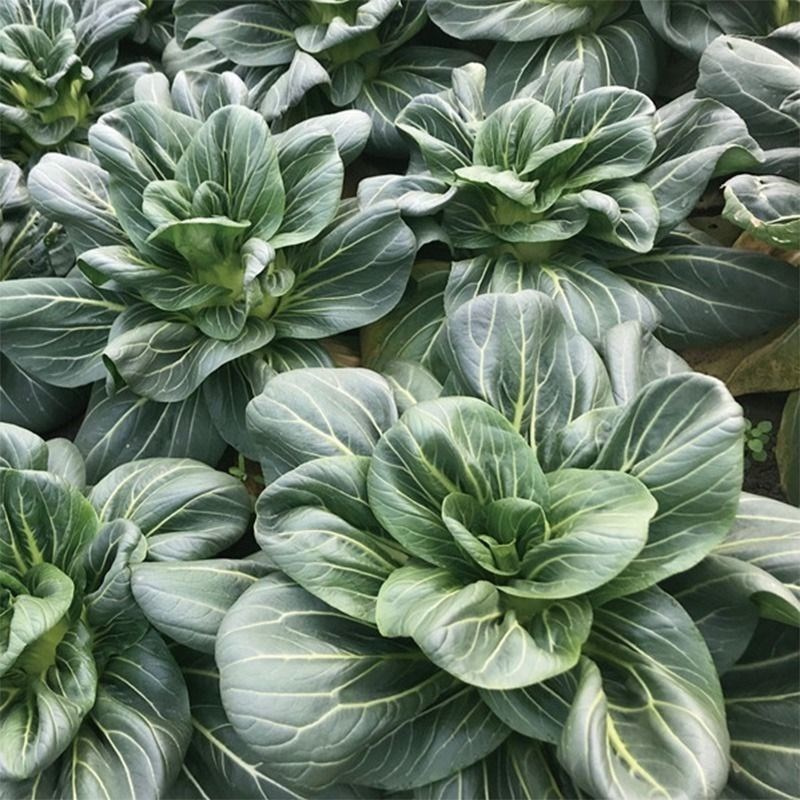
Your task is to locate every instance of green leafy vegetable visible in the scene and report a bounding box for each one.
[0,0,151,162]
[0,421,259,797]
[219,290,747,796]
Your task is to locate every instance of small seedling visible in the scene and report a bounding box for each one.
[228,453,265,486]
[744,419,773,463]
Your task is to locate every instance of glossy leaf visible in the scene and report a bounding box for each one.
[368,397,548,574]
[427,0,626,42]
[247,367,398,482]
[484,16,661,109]
[60,630,191,799]
[271,123,342,247]
[0,278,125,388]
[175,651,308,800]
[617,246,800,348]
[175,105,285,241]
[441,290,612,448]
[361,265,449,376]
[722,623,799,800]
[256,455,403,623]
[0,617,97,783]
[105,316,275,403]
[642,95,761,235]
[355,47,474,154]
[131,558,271,653]
[445,253,660,346]
[89,458,251,560]
[593,373,744,598]
[0,356,87,436]
[561,588,729,800]
[376,562,593,689]
[341,685,509,791]
[723,173,800,250]
[271,205,415,339]
[217,573,456,790]
[0,468,97,579]
[28,154,128,253]
[696,27,800,150]
[74,383,226,483]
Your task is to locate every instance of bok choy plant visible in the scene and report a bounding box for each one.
[0,421,267,798]
[360,61,799,357]
[164,0,473,153]
[0,0,151,163]
[212,290,798,798]
[0,72,415,478]
[0,3,797,797]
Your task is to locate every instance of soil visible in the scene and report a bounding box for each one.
[740,391,789,502]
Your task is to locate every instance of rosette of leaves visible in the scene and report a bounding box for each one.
[362,62,800,350]
[0,0,152,163]
[215,289,753,798]
[0,84,415,479]
[640,0,799,59]
[130,67,374,166]
[0,420,262,798]
[164,0,474,153]
[0,158,87,433]
[395,61,664,261]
